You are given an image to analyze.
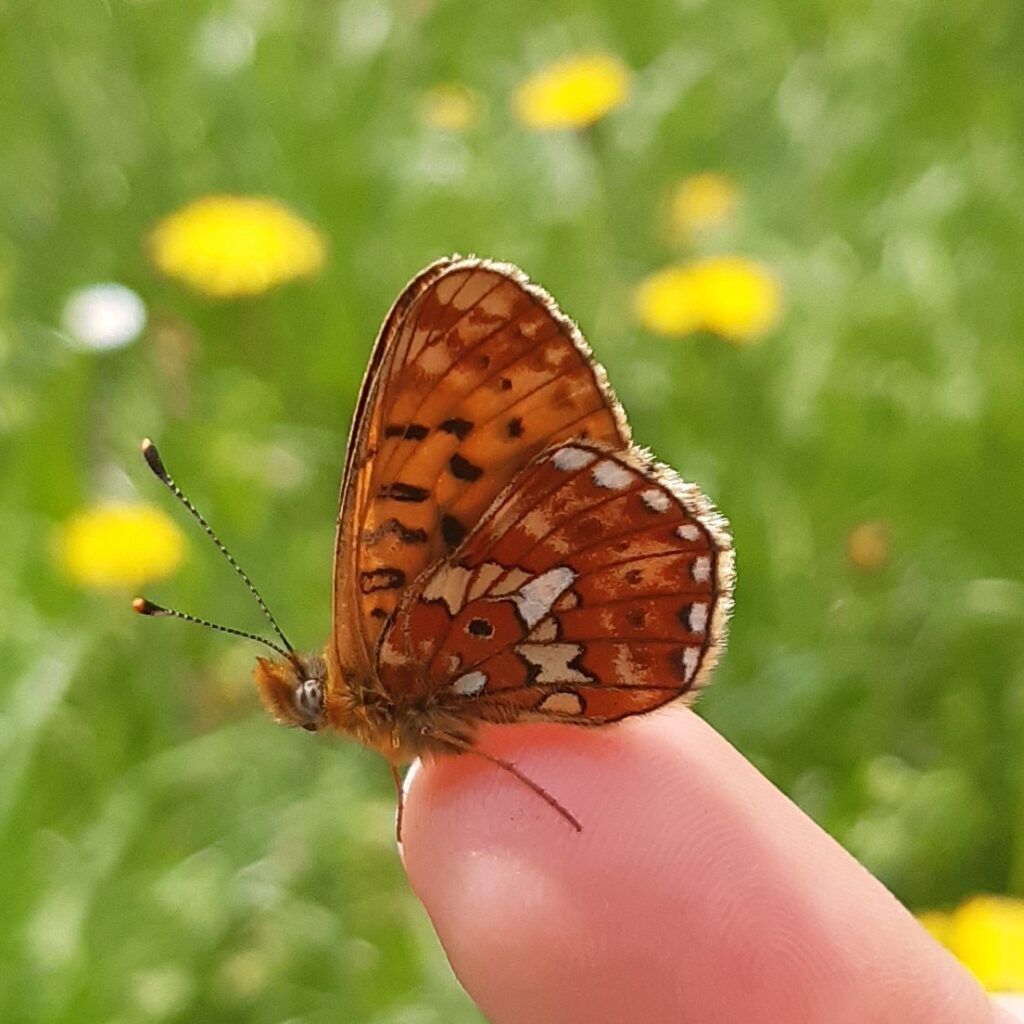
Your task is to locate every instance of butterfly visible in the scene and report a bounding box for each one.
[136,257,735,831]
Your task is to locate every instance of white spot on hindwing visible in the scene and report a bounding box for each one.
[490,567,531,597]
[539,691,585,715]
[513,566,577,628]
[516,642,591,684]
[641,488,671,512]
[692,556,711,583]
[469,561,506,600]
[677,524,701,542]
[551,446,596,472]
[423,563,474,614]
[592,459,633,490]
[682,647,700,683]
[689,602,708,633]
[452,670,487,696]
[527,616,558,642]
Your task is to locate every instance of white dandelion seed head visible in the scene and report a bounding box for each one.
[61,283,146,351]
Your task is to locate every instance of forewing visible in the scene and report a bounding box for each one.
[377,441,735,724]
[332,259,630,675]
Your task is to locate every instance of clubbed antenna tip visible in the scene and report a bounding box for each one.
[140,438,169,482]
[132,594,293,659]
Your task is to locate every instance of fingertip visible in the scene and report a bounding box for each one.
[401,711,994,1024]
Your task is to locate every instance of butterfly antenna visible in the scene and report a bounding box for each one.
[132,597,293,659]
[138,438,297,657]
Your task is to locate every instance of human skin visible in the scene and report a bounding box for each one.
[401,708,1020,1024]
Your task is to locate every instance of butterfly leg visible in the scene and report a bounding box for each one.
[391,764,405,843]
[423,729,582,833]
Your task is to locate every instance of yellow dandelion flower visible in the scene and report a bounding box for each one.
[634,256,782,343]
[948,895,1024,991]
[513,53,630,131]
[696,257,783,342]
[150,196,325,299]
[421,82,484,132]
[60,503,185,589]
[670,172,739,236]
[633,266,705,338]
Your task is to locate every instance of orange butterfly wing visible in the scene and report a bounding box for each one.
[377,441,734,725]
[331,258,630,682]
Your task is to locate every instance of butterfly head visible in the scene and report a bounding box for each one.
[253,655,328,732]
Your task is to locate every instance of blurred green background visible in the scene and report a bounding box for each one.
[3,0,1023,1021]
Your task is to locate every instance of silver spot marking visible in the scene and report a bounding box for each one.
[423,563,474,614]
[452,670,487,696]
[592,459,633,490]
[641,488,671,513]
[692,556,711,583]
[469,561,506,600]
[677,524,701,542]
[689,602,708,633]
[527,617,558,642]
[514,566,577,628]
[516,643,591,685]
[539,691,584,715]
[683,647,700,683]
[490,567,531,597]
[552,446,596,472]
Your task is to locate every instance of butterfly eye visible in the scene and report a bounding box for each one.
[294,678,324,723]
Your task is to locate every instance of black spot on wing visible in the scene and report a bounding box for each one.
[449,453,483,482]
[507,417,524,438]
[379,482,429,503]
[382,422,429,440]
[441,514,467,550]
[363,518,428,545]
[439,418,473,440]
[360,568,407,593]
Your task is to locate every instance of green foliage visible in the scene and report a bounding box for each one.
[2,0,1023,1021]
